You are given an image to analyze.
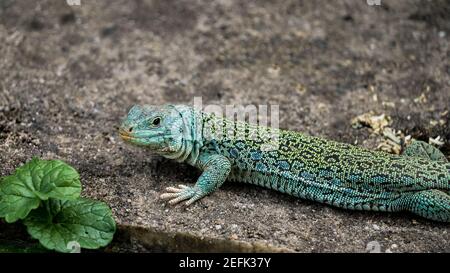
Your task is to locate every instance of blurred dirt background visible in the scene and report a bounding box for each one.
[0,0,449,252]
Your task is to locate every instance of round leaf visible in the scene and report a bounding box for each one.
[24,198,116,253]
[0,158,81,222]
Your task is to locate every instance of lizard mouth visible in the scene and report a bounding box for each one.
[118,128,135,141]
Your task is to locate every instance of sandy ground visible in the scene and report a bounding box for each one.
[0,0,449,252]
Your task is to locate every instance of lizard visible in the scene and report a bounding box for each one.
[119,104,450,222]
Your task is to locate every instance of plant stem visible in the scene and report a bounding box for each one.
[44,200,53,223]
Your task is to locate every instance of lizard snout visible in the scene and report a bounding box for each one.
[118,127,133,140]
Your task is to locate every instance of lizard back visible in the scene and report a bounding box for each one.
[199,113,450,210]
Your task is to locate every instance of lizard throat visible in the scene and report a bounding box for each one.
[161,106,203,166]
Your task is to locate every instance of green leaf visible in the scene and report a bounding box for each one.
[24,198,116,253]
[0,158,81,223]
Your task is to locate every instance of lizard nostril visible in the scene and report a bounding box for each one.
[128,127,133,132]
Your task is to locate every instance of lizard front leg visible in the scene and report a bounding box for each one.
[160,153,231,206]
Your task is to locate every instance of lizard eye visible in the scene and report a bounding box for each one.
[150,117,162,127]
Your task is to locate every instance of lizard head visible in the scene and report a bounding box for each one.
[119,104,187,155]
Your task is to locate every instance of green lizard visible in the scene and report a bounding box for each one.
[119,104,450,222]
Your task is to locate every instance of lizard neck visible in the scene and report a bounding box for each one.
[161,105,204,166]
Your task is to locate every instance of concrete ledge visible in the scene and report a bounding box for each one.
[0,0,449,252]
[111,225,291,253]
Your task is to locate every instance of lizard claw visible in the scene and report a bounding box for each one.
[160,184,204,205]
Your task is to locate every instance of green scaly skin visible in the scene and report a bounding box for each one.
[119,104,450,222]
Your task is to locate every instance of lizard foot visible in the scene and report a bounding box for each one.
[160,184,205,205]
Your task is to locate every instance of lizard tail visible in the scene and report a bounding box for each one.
[446,163,450,191]
[405,189,450,222]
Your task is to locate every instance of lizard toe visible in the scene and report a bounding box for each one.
[160,185,200,205]
[165,186,184,193]
[185,194,204,206]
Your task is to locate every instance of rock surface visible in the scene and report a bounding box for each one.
[0,0,449,252]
